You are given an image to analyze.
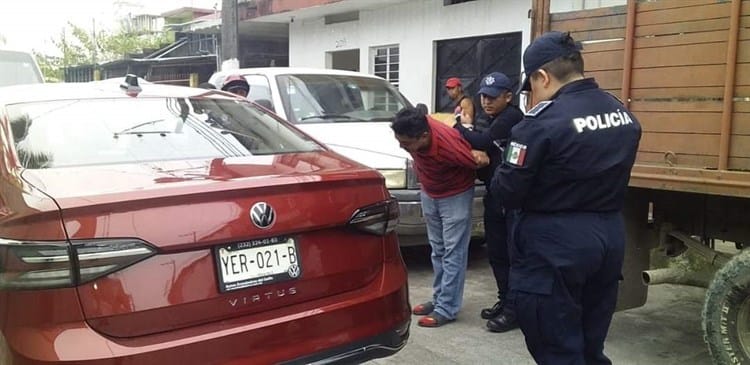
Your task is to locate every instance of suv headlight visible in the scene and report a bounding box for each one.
[379,169,406,189]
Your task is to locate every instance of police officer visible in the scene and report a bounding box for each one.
[491,32,642,364]
[454,72,523,333]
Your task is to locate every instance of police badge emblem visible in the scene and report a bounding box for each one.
[525,100,553,117]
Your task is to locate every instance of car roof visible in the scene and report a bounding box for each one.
[212,67,385,80]
[0,79,235,105]
[0,48,35,55]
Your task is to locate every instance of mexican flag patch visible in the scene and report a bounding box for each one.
[506,141,528,166]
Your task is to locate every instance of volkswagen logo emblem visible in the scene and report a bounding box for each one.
[287,264,300,278]
[250,202,275,229]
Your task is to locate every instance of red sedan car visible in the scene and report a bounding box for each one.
[0,77,410,364]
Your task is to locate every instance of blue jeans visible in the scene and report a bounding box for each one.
[420,187,474,320]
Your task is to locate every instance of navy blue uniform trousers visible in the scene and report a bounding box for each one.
[509,211,624,365]
[484,190,511,301]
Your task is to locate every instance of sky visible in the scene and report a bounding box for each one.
[0,0,220,55]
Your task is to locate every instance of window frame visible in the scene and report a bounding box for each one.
[371,45,399,88]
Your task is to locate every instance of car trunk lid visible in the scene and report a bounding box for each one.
[24,153,391,337]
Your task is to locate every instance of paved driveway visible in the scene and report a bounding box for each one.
[368,244,712,365]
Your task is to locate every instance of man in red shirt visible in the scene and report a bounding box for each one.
[392,106,486,327]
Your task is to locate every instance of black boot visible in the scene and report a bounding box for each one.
[486,311,519,333]
[480,300,504,320]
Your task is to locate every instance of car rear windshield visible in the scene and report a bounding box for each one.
[276,74,408,124]
[0,50,43,87]
[7,97,322,169]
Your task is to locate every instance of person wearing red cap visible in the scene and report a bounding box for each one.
[445,77,475,123]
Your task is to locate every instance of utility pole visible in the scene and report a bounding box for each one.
[92,18,97,65]
[221,0,239,70]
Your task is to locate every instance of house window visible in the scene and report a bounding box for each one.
[373,46,399,87]
[372,45,400,111]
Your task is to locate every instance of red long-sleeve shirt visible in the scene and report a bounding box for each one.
[411,117,477,199]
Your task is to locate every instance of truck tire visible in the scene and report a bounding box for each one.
[703,249,750,364]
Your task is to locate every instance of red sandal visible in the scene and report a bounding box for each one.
[412,302,434,316]
[417,312,454,328]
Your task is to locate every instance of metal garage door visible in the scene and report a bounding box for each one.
[435,32,522,114]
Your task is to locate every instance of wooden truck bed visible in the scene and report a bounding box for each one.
[544,0,750,198]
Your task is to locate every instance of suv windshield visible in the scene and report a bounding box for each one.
[0,50,43,87]
[276,74,408,124]
[8,97,321,169]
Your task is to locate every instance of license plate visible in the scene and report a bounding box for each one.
[214,236,302,292]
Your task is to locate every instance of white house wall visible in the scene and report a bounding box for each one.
[550,0,627,13]
[288,0,531,109]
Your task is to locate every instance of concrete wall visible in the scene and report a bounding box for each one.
[288,0,531,108]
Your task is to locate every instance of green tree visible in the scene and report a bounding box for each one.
[33,52,63,83]
[35,21,169,82]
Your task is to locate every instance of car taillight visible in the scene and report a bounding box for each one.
[74,239,155,283]
[348,199,399,236]
[0,238,155,290]
[0,241,73,289]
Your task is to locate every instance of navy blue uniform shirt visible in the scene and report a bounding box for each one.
[455,105,524,185]
[491,78,642,213]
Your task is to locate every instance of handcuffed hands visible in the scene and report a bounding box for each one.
[472,150,490,167]
[459,110,473,126]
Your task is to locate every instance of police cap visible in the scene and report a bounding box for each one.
[519,31,583,93]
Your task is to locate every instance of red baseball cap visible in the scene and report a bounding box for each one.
[445,77,462,88]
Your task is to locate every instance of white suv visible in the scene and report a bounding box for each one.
[0,49,44,86]
[209,68,485,245]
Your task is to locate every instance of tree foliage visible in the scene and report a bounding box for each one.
[34,21,169,82]
[33,52,63,83]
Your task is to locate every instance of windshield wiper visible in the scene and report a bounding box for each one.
[113,130,173,138]
[113,119,166,137]
[300,114,367,122]
[210,126,262,147]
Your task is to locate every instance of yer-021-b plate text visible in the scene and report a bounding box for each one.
[215,237,301,292]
